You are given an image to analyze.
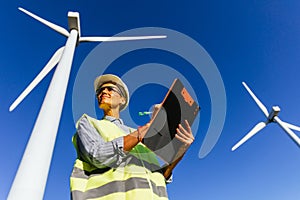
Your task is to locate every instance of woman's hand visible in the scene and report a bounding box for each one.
[151,104,162,121]
[175,120,194,148]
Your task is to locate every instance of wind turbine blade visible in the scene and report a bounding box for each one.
[79,35,167,42]
[232,122,267,151]
[242,82,269,117]
[281,121,300,132]
[18,7,69,37]
[274,116,300,147]
[9,47,64,112]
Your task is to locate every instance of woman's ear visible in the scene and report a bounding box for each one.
[120,97,126,105]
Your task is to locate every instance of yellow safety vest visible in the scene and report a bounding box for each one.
[70,114,168,200]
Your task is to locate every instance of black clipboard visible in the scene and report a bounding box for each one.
[143,79,200,164]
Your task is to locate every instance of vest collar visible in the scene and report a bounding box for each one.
[103,115,124,125]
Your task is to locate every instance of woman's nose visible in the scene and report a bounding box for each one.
[100,88,110,94]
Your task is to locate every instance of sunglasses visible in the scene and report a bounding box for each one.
[96,85,123,96]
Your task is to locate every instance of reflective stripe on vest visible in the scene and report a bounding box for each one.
[70,114,168,200]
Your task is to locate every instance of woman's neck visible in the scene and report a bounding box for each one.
[104,109,120,119]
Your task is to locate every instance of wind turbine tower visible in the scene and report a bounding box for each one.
[8,7,166,200]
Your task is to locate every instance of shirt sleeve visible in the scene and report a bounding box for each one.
[75,116,126,168]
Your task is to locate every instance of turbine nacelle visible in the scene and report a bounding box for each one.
[68,11,81,39]
[267,106,280,122]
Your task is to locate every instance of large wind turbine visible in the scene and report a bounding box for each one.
[8,7,166,200]
[232,82,300,151]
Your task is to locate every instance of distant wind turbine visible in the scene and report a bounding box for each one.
[232,82,300,151]
[8,7,166,200]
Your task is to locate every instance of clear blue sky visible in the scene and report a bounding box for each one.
[1,1,300,199]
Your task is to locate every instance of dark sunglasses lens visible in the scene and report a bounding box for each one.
[97,86,120,95]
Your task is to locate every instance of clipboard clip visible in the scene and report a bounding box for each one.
[181,88,194,106]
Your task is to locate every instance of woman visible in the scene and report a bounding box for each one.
[70,74,194,200]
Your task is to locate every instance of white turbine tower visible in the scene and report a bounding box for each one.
[8,7,166,200]
[232,82,300,151]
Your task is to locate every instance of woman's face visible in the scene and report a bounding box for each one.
[97,83,125,111]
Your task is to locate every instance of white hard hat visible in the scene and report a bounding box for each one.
[94,74,129,111]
